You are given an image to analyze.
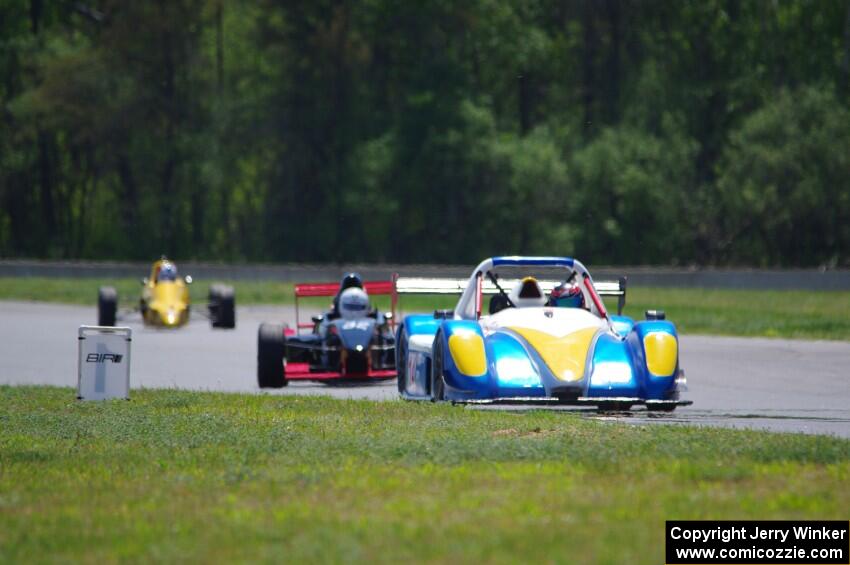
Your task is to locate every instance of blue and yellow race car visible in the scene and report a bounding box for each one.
[395,256,690,411]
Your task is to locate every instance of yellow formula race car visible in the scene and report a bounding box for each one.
[97,258,235,329]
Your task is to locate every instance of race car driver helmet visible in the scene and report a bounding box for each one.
[338,287,370,320]
[158,262,178,282]
[339,272,364,292]
[549,281,585,308]
[508,276,547,308]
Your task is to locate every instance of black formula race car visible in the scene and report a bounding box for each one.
[257,274,396,388]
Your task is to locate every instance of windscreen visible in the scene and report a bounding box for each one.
[480,265,599,317]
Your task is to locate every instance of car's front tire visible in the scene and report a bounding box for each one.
[258,323,287,388]
[396,326,408,395]
[430,332,446,402]
[98,286,117,326]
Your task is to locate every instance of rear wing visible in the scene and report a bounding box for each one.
[592,277,627,316]
[393,275,628,315]
[293,280,397,331]
[294,281,395,297]
[291,274,627,331]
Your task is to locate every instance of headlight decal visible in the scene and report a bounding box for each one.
[643,332,678,376]
[447,331,487,377]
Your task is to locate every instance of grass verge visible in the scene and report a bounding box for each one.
[1,386,849,563]
[0,277,849,340]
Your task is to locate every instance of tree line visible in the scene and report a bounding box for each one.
[1,0,849,267]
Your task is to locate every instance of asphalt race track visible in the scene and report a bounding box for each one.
[1,300,848,437]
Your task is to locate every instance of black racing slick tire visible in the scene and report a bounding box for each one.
[396,326,407,395]
[430,332,446,402]
[258,323,287,388]
[208,284,222,321]
[98,286,117,326]
[210,284,236,329]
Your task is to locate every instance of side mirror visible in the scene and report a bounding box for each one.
[141,277,148,286]
[184,275,193,284]
[645,310,666,321]
[433,309,454,319]
[311,314,325,324]
[384,312,393,322]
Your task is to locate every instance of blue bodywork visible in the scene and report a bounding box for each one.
[395,256,688,409]
[492,256,575,267]
[397,314,684,406]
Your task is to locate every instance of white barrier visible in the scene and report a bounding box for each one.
[77,326,132,400]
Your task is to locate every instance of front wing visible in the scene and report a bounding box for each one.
[284,362,396,381]
[457,396,693,408]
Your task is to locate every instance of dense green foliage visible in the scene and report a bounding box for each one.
[1,387,848,562]
[1,1,849,265]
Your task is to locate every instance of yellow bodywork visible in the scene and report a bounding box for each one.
[141,260,191,328]
[509,326,599,382]
[643,332,678,376]
[448,332,487,377]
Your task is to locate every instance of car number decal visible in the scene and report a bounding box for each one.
[342,319,372,331]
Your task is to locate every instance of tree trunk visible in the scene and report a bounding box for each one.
[216,0,224,97]
[840,3,850,97]
[160,3,178,254]
[29,0,42,34]
[37,130,56,253]
[581,2,597,134]
[605,0,621,123]
[117,155,140,246]
[330,2,351,262]
[518,72,532,135]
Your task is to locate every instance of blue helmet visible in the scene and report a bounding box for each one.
[550,282,584,308]
[158,262,178,282]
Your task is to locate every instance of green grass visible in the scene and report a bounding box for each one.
[0,276,297,308]
[1,387,848,563]
[1,277,849,340]
[620,287,850,340]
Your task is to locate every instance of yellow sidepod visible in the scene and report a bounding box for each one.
[643,332,678,376]
[508,326,599,382]
[447,331,487,377]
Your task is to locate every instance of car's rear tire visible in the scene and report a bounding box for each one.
[98,286,117,326]
[208,284,221,321]
[258,323,287,388]
[210,284,236,329]
[430,332,446,402]
[396,326,408,395]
